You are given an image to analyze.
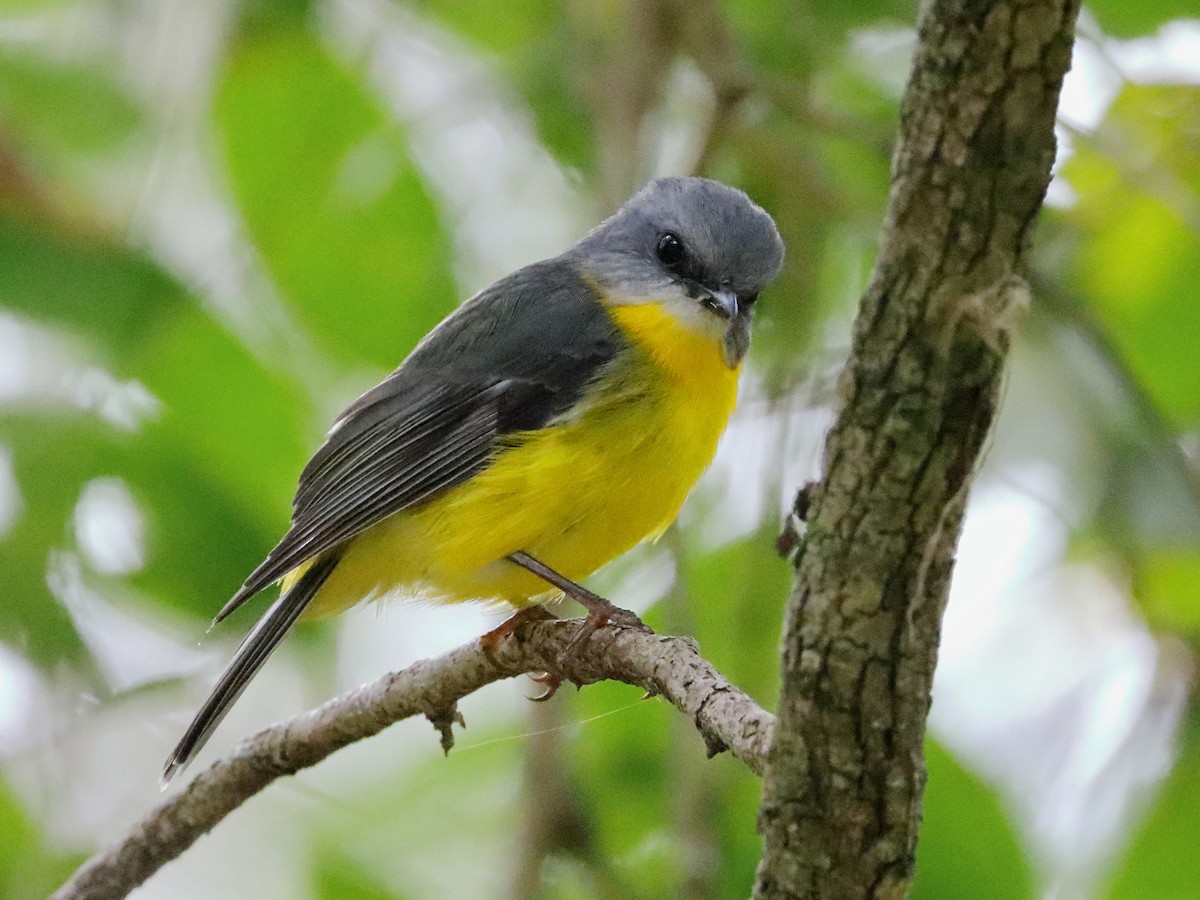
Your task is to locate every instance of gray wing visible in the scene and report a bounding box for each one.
[215,259,622,622]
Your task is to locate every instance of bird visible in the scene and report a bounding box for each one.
[163,176,785,782]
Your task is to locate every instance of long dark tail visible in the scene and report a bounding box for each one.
[162,553,341,784]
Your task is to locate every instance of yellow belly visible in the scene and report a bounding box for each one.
[303,303,739,616]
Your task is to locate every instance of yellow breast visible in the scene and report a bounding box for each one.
[304,301,740,615]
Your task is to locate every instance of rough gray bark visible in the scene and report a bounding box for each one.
[53,619,772,900]
[754,1,1080,897]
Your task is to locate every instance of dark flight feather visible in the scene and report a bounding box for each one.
[162,551,341,782]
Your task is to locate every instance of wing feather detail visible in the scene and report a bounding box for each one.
[214,259,623,624]
[216,383,502,621]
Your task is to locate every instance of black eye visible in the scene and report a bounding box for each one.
[742,292,759,307]
[655,232,687,270]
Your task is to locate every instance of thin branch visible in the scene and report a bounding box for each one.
[53,618,773,900]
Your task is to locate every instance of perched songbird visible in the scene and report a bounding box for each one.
[164,176,784,781]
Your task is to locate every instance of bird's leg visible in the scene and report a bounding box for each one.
[507,551,651,651]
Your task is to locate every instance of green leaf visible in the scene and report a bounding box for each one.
[108,303,311,619]
[679,524,792,699]
[1135,550,1200,638]
[0,51,142,157]
[1064,86,1200,429]
[410,0,561,56]
[1086,2,1200,38]
[117,428,292,621]
[1105,721,1200,899]
[568,681,679,898]
[0,417,104,663]
[0,220,184,662]
[1073,194,1200,427]
[130,305,307,532]
[0,777,86,900]
[0,219,312,659]
[0,0,78,9]
[0,395,283,662]
[727,0,914,78]
[913,741,1034,900]
[305,717,523,899]
[315,852,407,900]
[514,42,596,174]
[214,25,456,369]
[0,215,186,365]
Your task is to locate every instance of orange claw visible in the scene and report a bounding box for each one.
[527,671,563,702]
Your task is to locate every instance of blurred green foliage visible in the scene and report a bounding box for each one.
[216,20,457,368]
[1106,720,1200,900]
[1065,85,1200,429]
[0,779,86,900]
[0,50,142,164]
[913,742,1033,900]
[0,0,1198,898]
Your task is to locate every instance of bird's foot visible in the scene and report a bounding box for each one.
[488,554,655,700]
[480,605,558,654]
[565,603,647,651]
[526,670,562,702]
[480,607,567,700]
[507,550,653,639]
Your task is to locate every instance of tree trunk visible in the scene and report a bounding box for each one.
[755,0,1081,896]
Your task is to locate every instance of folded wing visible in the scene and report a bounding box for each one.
[214,259,622,622]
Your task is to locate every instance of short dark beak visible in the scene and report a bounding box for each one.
[722,301,752,369]
[703,286,739,321]
[700,286,749,368]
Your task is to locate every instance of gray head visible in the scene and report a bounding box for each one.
[567,176,785,367]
